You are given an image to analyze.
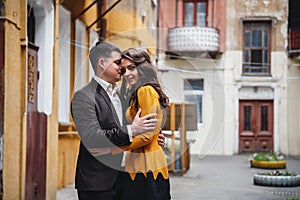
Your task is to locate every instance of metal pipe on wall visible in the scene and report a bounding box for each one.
[156,0,160,66]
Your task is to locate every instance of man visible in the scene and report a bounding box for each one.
[71,41,160,200]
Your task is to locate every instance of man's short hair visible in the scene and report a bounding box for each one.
[89,41,121,72]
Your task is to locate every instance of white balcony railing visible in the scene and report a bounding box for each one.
[168,27,219,52]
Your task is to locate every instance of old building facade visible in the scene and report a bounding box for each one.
[158,0,300,156]
[0,0,299,199]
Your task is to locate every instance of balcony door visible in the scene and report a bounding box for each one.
[239,100,273,153]
[183,0,207,27]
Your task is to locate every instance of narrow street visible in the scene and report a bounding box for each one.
[57,155,300,200]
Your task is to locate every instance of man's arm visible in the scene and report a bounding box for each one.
[88,109,159,156]
[71,90,130,148]
[72,89,158,149]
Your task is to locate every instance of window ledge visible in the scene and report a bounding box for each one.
[59,131,78,135]
[235,76,280,83]
[240,16,277,25]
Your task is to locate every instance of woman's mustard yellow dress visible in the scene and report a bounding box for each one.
[121,85,171,200]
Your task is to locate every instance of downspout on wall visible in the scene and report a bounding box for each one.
[46,0,59,199]
[156,0,160,66]
[0,5,5,199]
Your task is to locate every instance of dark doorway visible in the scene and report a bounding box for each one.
[239,100,274,153]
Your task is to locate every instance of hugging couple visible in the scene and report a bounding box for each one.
[71,41,171,200]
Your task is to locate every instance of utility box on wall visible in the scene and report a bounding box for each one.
[162,103,198,131]
[162,103,198,175]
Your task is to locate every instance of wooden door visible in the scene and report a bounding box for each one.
[239,100,273,153]
[25,43,47,200]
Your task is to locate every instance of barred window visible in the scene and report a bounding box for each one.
[243,21,271,76]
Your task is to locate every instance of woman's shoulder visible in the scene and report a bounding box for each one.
[137,85,159,98]
[137,84,157,94]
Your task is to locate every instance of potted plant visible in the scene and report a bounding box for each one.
[250,151,286,169]
[253,170,300,187]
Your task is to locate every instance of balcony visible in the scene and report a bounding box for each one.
[168,27,220,56]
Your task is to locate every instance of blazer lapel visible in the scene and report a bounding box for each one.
[95,80,121,126]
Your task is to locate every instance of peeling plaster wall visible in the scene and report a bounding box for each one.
[225,0,297,155]
[227,0,288,51]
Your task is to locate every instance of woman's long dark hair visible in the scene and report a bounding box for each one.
[130,63,169,110]
[120,48,169,110]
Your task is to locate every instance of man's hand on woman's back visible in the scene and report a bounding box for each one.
[130,108,158,136]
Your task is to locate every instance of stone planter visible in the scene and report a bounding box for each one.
[250,160,286,169]
[253,174,300,187]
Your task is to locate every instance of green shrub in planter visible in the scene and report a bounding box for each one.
[252,151,283,161]
[250,151,286,169]
[253,170,300,187]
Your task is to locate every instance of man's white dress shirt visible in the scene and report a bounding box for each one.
[94,76,131,166]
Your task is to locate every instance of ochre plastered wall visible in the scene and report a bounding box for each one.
[62,0,98,29]
[105,0,157,54]
[57,134,80,189]
[2,0,27,199]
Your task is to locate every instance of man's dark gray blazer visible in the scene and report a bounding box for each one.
[71,78,130,191]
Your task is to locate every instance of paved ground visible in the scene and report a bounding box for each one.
[57,155,300,200]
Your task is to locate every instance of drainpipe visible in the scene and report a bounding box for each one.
[51,1,60,198]
[156,0,160,67]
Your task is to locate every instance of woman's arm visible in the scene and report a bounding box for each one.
[122,86,162,150]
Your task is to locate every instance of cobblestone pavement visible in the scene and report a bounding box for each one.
[57,155,300,200]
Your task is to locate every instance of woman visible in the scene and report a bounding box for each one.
[119,48,171,200]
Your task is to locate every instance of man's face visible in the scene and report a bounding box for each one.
[100,51,122,84]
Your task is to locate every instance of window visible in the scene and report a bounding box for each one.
[243,21,271,75]
[74,19,87,93]
[27,5,35,43]
[184,79,203,123]
[58,6,71,124]
[89,30,99,81]
[261,106,268,131]
[244,106,251,131]
[183,0,207,27]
